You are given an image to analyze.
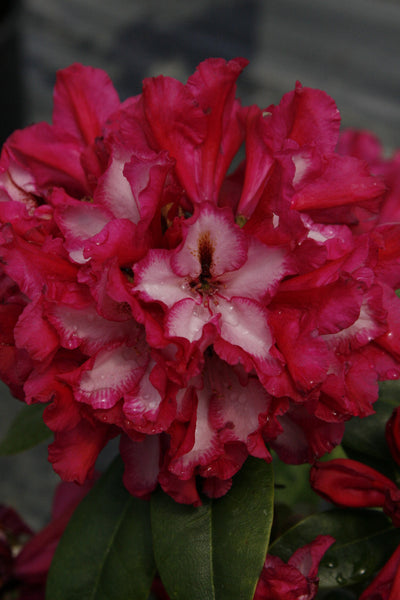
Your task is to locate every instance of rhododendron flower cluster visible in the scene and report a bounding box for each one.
[1,57,400,505]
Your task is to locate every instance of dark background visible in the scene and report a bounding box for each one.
[1,0,400,529]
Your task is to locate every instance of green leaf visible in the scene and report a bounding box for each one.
[343,399,394,462]
[273,454,320,509]
[151,457,274,600]
[152,497,215,600]
[269,508,400,589]
[342,396,400,481]
[318,590,357,599]
[46,456,155,600]
[379,379,400,407]
[0,403,51,455]
[212,458,274,598]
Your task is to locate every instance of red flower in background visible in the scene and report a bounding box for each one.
[0,480,93,599]
[310,458,400,525]
[1,58,400,504]
[359,544,400,600]
[253,535,335,600]
[149,536,335,600]
[310,405,400,598]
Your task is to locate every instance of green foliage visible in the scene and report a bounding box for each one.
[8,378,400,598]
[0,403,51,455]
[269,508,400,590]
[46,457,155,600]
[151,458,274,600]
[343,388,400,482]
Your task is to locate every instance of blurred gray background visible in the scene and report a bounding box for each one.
[1,0,400,530]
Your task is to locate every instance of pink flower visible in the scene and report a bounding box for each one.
[134,202,288,377]
[253,535,335,600]
[338,128,400,231]
[1,58,400,503]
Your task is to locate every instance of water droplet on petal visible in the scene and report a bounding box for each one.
[387,369,400,379]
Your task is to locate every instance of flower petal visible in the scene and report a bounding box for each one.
[48,303,138,354]
[222,237,289,302]
[53,63,120,144]
[166,297,213,343]
[171,204,247,278]
[134,249,188,307]
[67,343,149,409]
[120,433,160,499]
[219,297,273,359]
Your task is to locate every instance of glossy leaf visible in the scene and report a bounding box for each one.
[151,496,215,600]
[343,399,394,461]
[0,403,51,455]
[273,453,320,508]
[151,457,274,600]
[46,456,155,600]
[379,380,400,407]
[342,396,400,480]
[212,458,274,598]
[319,590,357,599]
[269,508,400,589]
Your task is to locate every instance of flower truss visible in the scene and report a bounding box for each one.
[1,57,400,505]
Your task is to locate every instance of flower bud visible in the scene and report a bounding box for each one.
[310,458,398,508]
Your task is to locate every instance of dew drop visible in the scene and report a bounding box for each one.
[387,369,400,379]
[193,305,204,319]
